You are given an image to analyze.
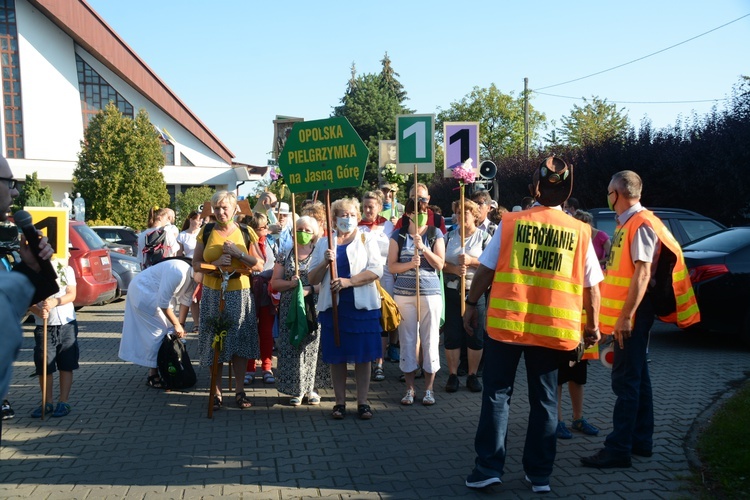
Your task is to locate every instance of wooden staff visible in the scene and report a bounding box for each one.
[291,195,299,279]
[460,184,466,316]
[414,165,420,322]
[325,190,340,347]
[41,316,48,420]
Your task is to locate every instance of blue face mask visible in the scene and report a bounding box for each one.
[383,202,392,210]
[336,216,357,233]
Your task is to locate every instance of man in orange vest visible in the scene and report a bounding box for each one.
[581,170,699,469]
[463,156,603,494]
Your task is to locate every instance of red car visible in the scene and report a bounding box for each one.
[68,220,117,308]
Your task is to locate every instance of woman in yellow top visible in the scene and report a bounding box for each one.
[193,190,265,410]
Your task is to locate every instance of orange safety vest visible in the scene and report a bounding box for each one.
[599,209,700,333]
[486,207,591,351]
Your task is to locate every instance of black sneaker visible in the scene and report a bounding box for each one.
[1,399,14,420]
[580,448,632,468]
[466,374,483,392]
[445,373,459,393]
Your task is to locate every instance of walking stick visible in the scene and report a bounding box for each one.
[41,316,48,420]
[460,185,466,316]
[325,190,340,347]
[413,165,420,332]
[206,266,235,419]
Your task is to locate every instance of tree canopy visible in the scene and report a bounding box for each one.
[437,84,546,162]
[73,103,169,229]
[13,172,53,211]
[332,53,413,199]
[558,96,629,148]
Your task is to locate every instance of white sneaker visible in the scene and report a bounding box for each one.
[525,475,551,493]
[401,389,415,405]
[422,390,436,406]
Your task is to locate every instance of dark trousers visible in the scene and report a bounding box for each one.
[473,336,561,483]
[604,297,655,455]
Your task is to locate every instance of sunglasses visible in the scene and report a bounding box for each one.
[0,177,18,190]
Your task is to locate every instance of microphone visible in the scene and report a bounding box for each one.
[14,210,59,282]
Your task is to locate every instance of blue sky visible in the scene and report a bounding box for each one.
[87,0,749,166]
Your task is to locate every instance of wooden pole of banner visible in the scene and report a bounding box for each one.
[41,317,48,420]
[325,190,340,347]
[460,185,466,316]
[291,195,299,279]
[414,165,420,323]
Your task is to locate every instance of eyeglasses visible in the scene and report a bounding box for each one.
[0,177,17,190]
[607,191,615,197]
[417,197,429,203]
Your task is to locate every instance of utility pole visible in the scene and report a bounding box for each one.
[524,78,529,159]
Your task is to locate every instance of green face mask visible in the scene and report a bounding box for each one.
[607,190,618,211]
[415,213,428,227]
[296,231,313,246]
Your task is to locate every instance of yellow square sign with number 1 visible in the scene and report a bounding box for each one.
[25,207,69,263]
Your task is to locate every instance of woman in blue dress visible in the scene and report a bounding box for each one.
[309,198,383,420]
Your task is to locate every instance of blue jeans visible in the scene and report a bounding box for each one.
[604,297,655,455]
[473,337,562,484]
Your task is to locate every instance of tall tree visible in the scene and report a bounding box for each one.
[73,103,169,228]
[332,53,413,198]
[559,96,629,148]
[436,84,545,164]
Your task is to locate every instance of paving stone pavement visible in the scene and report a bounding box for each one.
[1,299,749,499]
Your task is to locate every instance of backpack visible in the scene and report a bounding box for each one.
[157,333,197,390]
[142,227,167,268]
[396,222,439,257]
[201,222,252,249]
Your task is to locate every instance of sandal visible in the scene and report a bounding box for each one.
[235,392,252,409]
[372,364,385,382]
[358,404,373,420]
[331,404,346,420]
[213,395,223,411]
[262,371,275,384]
[146,374,166,389]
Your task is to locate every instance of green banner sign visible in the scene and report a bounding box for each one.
[277,116,369,193]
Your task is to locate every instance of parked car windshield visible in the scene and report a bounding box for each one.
[72,224,108,250]
[683,229,750,253]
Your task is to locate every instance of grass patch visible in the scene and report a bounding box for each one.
[697,380,750,498]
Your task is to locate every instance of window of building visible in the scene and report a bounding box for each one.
[0,0,24,159]
[180,152,194,166]
[161,140,174,165]
[76,54,133,128]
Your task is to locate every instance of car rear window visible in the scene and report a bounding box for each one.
[683,229,750,252]
[72,224,107,250]
[680,219,725,243]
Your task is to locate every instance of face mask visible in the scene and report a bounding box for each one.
[416,213,428,227]
[296,231,313,246]
[336,216,357,233]
[383,202,392,210]
[607,191,618,211]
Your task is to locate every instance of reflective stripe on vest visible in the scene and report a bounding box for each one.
[486,207,591,351]
[600,209,700,333]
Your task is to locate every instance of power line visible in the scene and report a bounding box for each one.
[533,91,729,105]
[535,13,750,91]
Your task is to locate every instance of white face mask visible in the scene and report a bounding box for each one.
[336,216,357,233]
